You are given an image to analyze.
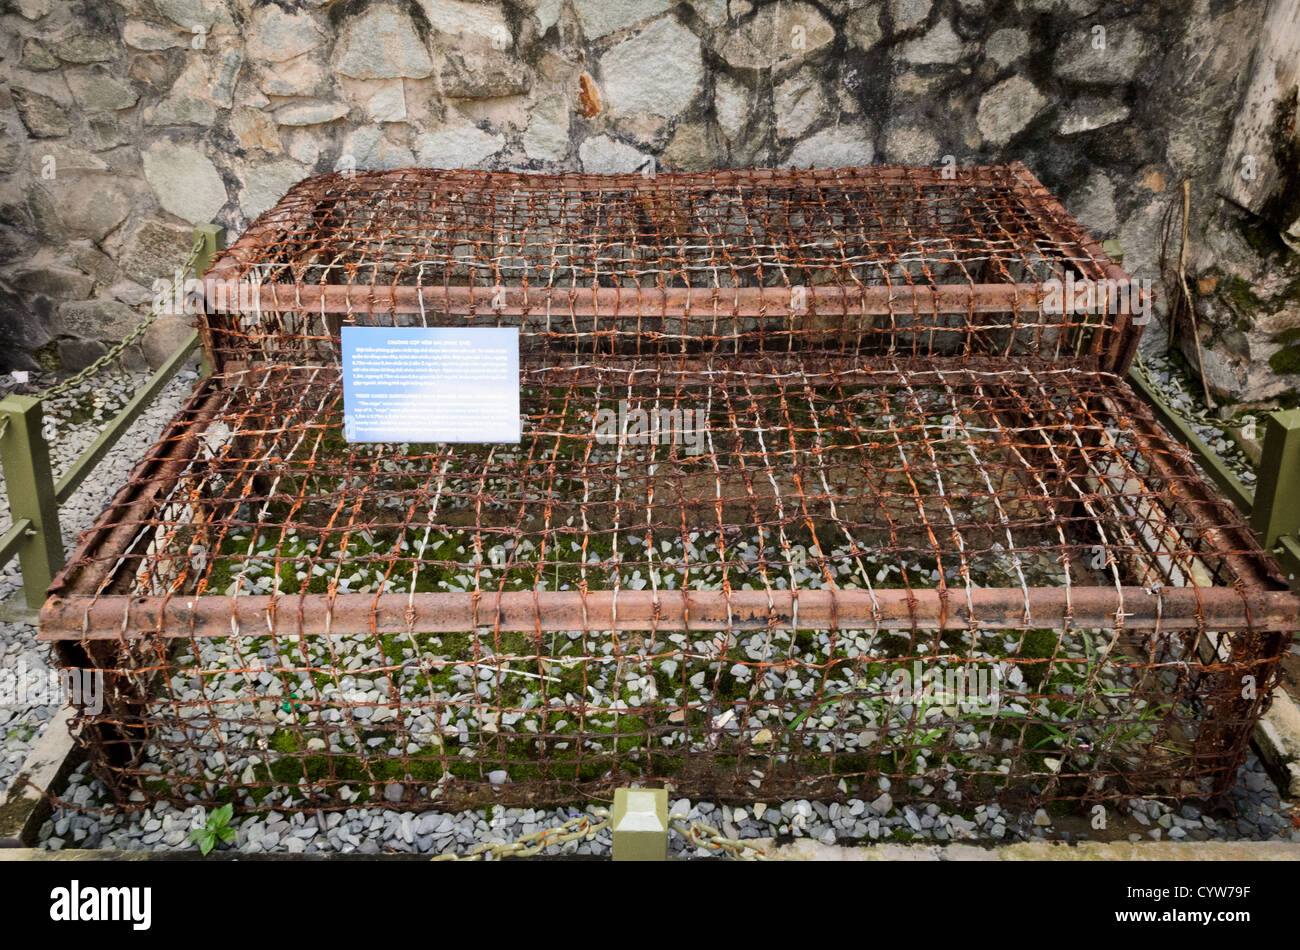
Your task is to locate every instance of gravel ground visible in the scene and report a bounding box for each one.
[0,365,199,789]
[6,355,1298,856]
[1135,353,1259,488]
[34,750,1299,856]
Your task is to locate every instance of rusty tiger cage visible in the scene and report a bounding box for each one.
[39,164,1297,815]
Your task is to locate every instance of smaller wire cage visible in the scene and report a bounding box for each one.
[40,164,1296,816]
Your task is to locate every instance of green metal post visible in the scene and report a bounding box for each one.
[193,223,225,275]
[1251,408,1300,549]
[611,787,669,861]
[0,395,64,609]
[192,224,225,379]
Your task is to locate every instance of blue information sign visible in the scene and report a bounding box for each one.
[340,326,521,443]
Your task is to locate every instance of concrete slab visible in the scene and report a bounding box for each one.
[0,705,81,847]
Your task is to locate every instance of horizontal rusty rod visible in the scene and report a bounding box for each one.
[219,354,1100,388]
[38,586,1299,641]
[204,280,1057,318]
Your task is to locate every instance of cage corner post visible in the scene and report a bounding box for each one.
[49,634,148,807]
[193,223,227,379]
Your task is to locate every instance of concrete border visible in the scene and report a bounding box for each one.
[767,839,1300,861]
[0,840,1297,861]
[0,603,39,624]
[0,705,81,848]
[1256,689,1300,797]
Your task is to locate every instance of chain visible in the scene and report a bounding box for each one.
[669,814,769,860]
[429,808,610,861]
[426,806,769,860]
[36,233,206,401]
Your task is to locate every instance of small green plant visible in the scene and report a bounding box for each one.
[189,804,236,855]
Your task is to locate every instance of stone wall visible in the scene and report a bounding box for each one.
[1,0,1297,402]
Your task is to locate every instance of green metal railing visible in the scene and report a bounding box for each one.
[0,225,225,617]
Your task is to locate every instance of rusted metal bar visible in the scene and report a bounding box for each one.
[206,281,1054,317]
[38,585,1300,641]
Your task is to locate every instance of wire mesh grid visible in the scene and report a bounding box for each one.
[200,164,1137,370]
[39,165,1295,814]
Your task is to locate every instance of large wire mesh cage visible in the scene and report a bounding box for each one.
[40,164,1296,815]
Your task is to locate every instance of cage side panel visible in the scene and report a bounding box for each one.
[202,166,1135,367]
[53,619,1287,812]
